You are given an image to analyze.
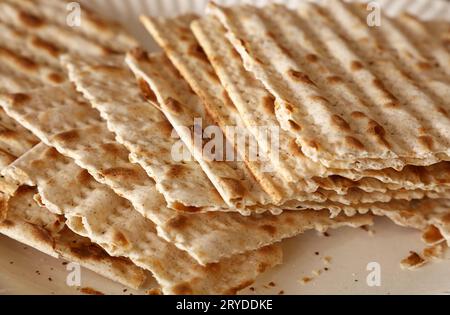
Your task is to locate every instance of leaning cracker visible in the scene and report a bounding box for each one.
[139,14,314,206]
[209,2,450,171]
[4,143,282,295]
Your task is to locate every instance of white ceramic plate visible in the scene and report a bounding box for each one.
[1,0,450,295]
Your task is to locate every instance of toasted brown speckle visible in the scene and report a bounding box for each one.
[130,47,150,62]
[260,225,277,236]
[165,98,183,114]
[31,37,60,57]
[113,231,129,247]
[138,78,157,103]
[288,120,302,131]
[351,60,364,71]
[306,54,319,63]
[262,95,275,115]
[54,130,79,143]
[345,136,365,150]
[9,93,31,106]
[48,73,65,84]
[331,115,351,132]
[172,282,194,295]
[351,111,367,119]
[418,135,434,150]
[288,70,315,85]
[327,75,344,84]
[19,11,45,27]
[80,287,104,295]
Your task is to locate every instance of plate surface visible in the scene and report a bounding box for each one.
[1,0,450,295]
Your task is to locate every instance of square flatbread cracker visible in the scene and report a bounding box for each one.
[209,1,450,171]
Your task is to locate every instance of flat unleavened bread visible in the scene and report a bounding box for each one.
[191,15,450,195]
[62,53,436,212]
[5,0,137,53]
[209,1,450,171]
[0,1,134,57]
[0,83,375,265]
[0,185,150,289]
[126,50,449,209]
[140,14,325,205]
[61,54,228,211]
[3,143,283,295]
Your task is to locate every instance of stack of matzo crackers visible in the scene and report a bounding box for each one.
[0,0,448,294]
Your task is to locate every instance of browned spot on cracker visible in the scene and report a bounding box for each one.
[48,73,65,84]
[0,47,38,70]
[345,136,365,150]
[310,95,328,103]
[367,120,390,147]
[437,107,448,117]
[307,140,320,151]
[138,78,157,103]
[288,120,302,131]
[172,203,201,213]
[289,139,303,156]
[331,115,350,132]
[384,101,400,108]
[288,70,315,85]
[262,95,276,115]
[188,44,209,62]
[43,147,59,159]
[220,178,245,198]
[167,215,189,230]
[80,287,104,295]
[327,75,344,84]
[130,47,150,62]
[373,79,397,100]
[113,231,129,247]
[31,224,54,247]
[257,262,270,273]
[306,54,319,63]
[300,277,313,284]
[165,98,183,114]
[54,130,79,143]
[146,288,162,295]
[172,282,194,295]
[351,60,364,71]
[156,120,173,137]
[76,170,93,185]
[19,11,45,28]
[260,225,276,236]
[417,62,433,71]
[418,135,434,150]
[31,37,60,57]
[167,165,186,178]
[1,219,15,227]
[351,111,367,119]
